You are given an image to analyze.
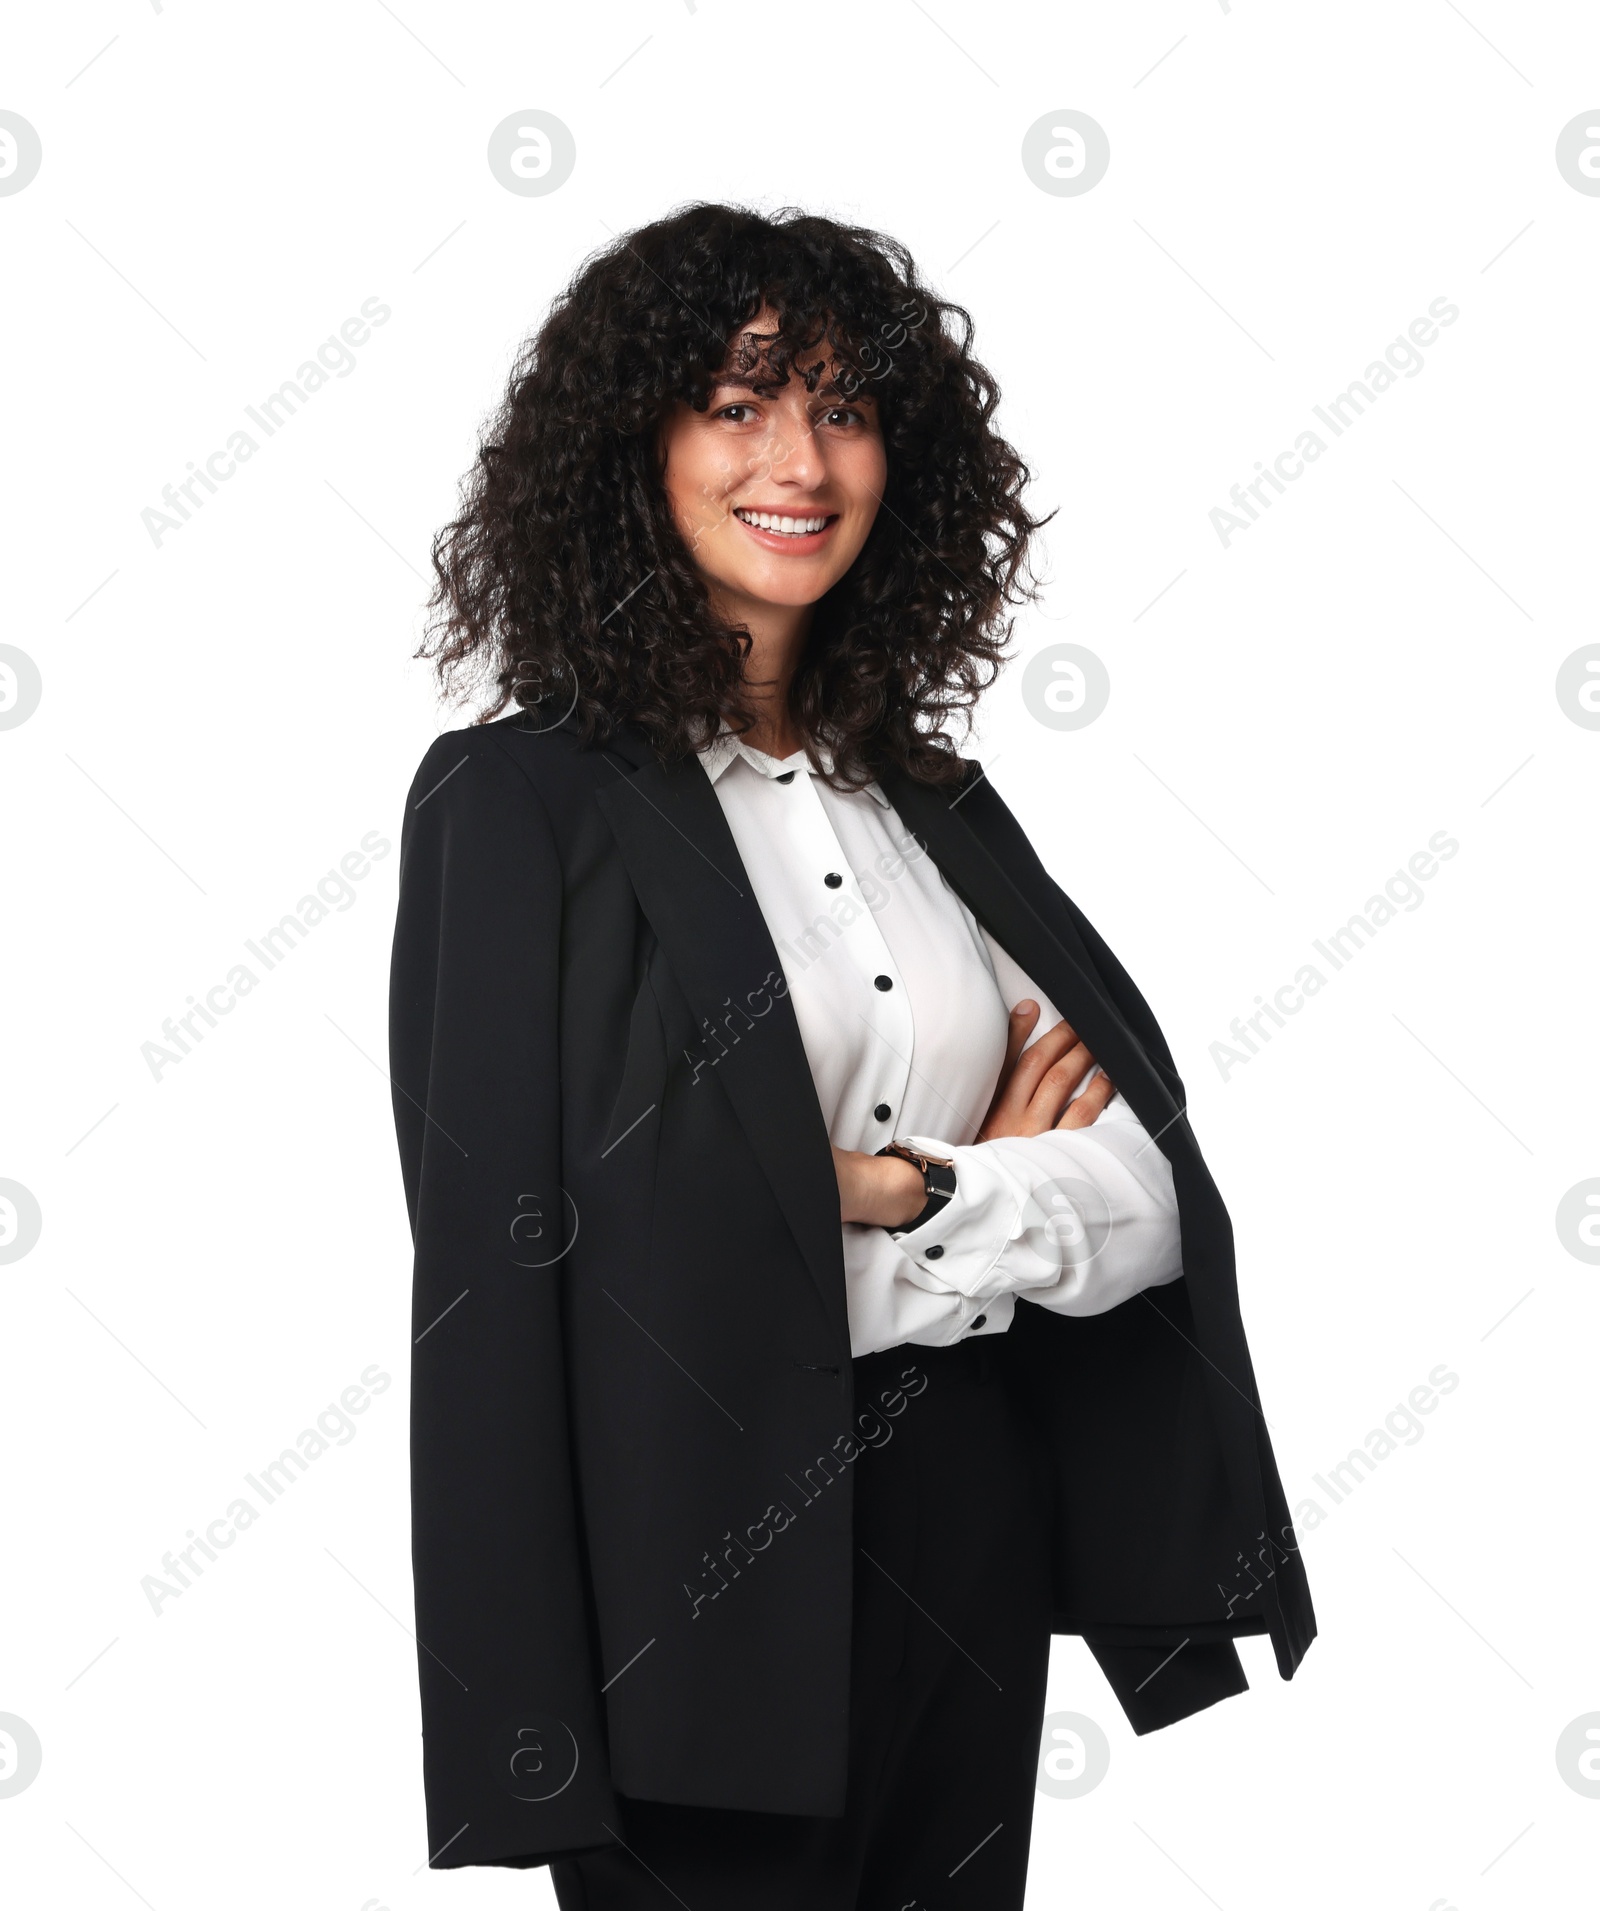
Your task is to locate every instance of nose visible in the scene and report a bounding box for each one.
[760,392,827,492]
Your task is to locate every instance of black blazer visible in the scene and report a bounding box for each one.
[388,713,1316,1869]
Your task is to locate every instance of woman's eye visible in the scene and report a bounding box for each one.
[821,406,866,428]
[716,403,757,424]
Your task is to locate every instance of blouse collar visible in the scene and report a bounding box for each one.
[696,725,835,786]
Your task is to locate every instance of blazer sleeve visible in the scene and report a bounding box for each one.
[1084,1635,1250,1734]
[389,730,619,1867]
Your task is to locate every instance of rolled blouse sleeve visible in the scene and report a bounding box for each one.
[888,1083,1184,1317]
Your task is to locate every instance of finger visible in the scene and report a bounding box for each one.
[998,1000,1041,1079]
[984,1031,1074,1138]
[1002,1017,1082,1108]
[978,1001,1043,1136]
[1057,1068,1117,1130]
[988,1023,1095,1138]
[1021,1040,1098,1131]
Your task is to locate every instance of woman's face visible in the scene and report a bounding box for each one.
[659,309,887,617]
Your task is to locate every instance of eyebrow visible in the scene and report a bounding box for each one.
[707,374,875,403]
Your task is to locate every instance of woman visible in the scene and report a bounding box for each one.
[389,203,1314,1909]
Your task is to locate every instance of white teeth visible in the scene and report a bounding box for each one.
[736,509,829,536]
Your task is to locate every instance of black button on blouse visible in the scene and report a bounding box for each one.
[824,872,843,888]
[873,1103,891,1122]
[873,975,893,992]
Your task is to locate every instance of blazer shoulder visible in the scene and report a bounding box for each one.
[403,715,607,822]
[946,755,1029,837]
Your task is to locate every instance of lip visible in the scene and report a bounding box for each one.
[730,507,840,555]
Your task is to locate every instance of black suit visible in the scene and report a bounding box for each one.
[388,713,1315,1872]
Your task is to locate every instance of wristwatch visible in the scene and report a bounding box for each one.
[876,1140,957,1233]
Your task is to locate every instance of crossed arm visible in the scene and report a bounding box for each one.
[832,999,1116,1228]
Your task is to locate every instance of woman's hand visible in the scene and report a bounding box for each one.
[977,1000,1115,1141]
[832,1145,927,1229]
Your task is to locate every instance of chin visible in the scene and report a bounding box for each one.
[732,568,841,608]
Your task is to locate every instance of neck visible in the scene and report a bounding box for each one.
[717,588,812,758]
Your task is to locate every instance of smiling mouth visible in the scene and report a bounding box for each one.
[732,508,837,537]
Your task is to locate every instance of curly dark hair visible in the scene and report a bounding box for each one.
[422,202,1046,788]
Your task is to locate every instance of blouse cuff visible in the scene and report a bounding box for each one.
[886,1138,1026,1299]
[886,1111,1184,1316]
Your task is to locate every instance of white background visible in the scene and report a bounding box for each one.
[3,3,1598,1907]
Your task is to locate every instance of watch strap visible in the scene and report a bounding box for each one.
[876,1142,957,1234]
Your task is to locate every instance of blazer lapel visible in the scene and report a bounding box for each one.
[592,733,852,1355]
[877,764,1188,1158]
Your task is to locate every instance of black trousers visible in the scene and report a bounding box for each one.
[550,1334,1055,1910]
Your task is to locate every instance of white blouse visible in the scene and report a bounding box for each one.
[698,732,1185,1359]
